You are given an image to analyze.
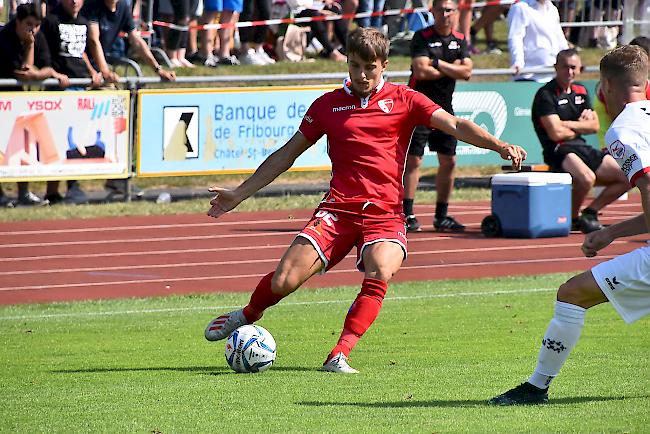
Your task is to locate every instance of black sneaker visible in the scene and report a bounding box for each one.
[0,193,14,208]
[44,192,65,205]
[434,215,465,232]
[64,185,88,205]
[405,215,421,232]
[488,382,549,406]
[572,211,603,234]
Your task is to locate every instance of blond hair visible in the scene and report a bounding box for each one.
[600,45,648,89]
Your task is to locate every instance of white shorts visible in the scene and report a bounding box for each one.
[591,243,650,324]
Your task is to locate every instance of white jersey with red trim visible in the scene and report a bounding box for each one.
[298,79,441,214]
[605,100,650,187]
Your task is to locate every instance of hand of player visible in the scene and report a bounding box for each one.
[511,65,521,76]
[498,143,527,171]
[207,187,241,219]
[102,69,120,84]
[90,71,103,88]
[581,228,614,257]
[158,68,176,82]
[55,73,70,88]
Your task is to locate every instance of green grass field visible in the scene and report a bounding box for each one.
[1,273,648,433]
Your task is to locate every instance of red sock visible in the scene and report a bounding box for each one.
[328,278,387,359]
[242,272,283,322]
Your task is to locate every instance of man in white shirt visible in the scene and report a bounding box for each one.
[489,44,650,405]
[507,0,568,82]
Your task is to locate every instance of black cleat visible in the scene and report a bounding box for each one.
[488,382,549,406]
[405,215,422,232]
[572,211,603,234]
[434,215,465,232]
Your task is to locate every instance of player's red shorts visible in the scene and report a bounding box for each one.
[296,206,408,273]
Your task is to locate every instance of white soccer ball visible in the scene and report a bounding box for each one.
[225,325,276,373]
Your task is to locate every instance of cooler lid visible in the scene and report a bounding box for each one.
[492,172,572,186]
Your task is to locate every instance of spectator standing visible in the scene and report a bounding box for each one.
[507,0,568,83]
[40,0,104,205]
[356,0,385,29]
[202,28,525,373]
[531,49,629,233]
[403,0,472,232]
[0,2,70,207]
[239,0,275,65]
[490,44,650,407]
[166,0,197,67]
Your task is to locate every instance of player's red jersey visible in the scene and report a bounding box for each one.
[299,79,441,215]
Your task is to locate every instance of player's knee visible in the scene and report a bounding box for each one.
[270,271,299,296]
[557,276,589,306]
[573,171,595,190]
[365,267,395,282]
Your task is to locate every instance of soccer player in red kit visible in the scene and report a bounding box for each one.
[204,27,527,373]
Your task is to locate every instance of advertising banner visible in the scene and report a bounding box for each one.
[136,81,599,176]
[0,90,131,182]
[137,86,335,177]
[424,80,599,167]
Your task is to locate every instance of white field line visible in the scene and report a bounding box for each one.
[0,254,614,292]
[0,235,453,262]
[0,286,556,321]
[0,240,626,276]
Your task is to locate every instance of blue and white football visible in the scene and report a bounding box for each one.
[225,325,276,373]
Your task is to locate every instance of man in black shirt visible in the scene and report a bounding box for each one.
[0,2,70,206]
[40,0,103,205]
[404,0,473,232]
[532,49,629,233]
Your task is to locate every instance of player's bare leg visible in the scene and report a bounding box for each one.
[323,241,404,373]
[205,238,323,341]
[490,271,608,405]
[403,154,423,232]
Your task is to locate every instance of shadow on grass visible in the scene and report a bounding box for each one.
[52,366,317,375]
[298,395,648,408]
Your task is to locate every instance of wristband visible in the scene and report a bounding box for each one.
[155,65,162,72]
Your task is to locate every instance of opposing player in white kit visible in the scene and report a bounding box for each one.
[490,44,650,405]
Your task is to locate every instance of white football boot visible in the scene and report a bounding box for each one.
[204,309,248,341]
[321,352,359,374]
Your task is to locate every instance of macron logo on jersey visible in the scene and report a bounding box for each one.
[332,105,356,112]
[378,99,394,113]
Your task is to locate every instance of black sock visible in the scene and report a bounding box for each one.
[403,198,414,216]
[582,207,598,216]
[435,202,448,219]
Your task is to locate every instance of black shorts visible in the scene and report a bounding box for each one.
[545,144,606,173]
[408,125,458,157]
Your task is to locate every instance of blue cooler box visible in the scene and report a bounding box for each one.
[491,172,572,238]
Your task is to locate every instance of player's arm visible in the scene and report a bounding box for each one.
[429,108,526,169]
[582,174,650,257]
[411,55,444,80]
[436,57,473,81]
[562,109,599,135]
[539,114,579,142]
[207,132,314,218]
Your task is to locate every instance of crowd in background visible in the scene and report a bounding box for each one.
[0,0,639,207]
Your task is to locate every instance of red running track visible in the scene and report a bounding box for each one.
[0,198,645,305]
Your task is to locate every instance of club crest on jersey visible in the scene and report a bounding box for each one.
[378,99,394,113]
[304,115,313,123]
[608,140,625,159]
[575,95,585,105]
[448,40,459,50]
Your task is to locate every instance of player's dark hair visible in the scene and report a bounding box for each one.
[629,35,650,55]
[432,0,458,7]
[347,27,390,62]
[600,45,648,88]
[15,2,42,21]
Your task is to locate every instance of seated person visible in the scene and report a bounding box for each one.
[532,49,629,233]
[287,0,347,61]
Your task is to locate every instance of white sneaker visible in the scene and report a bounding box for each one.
[321,352,359,374]
[204,54,219,67]
[256,47,275,64]
[239,49,267,65]
[170,58,182,68]
[204,309,248,341]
